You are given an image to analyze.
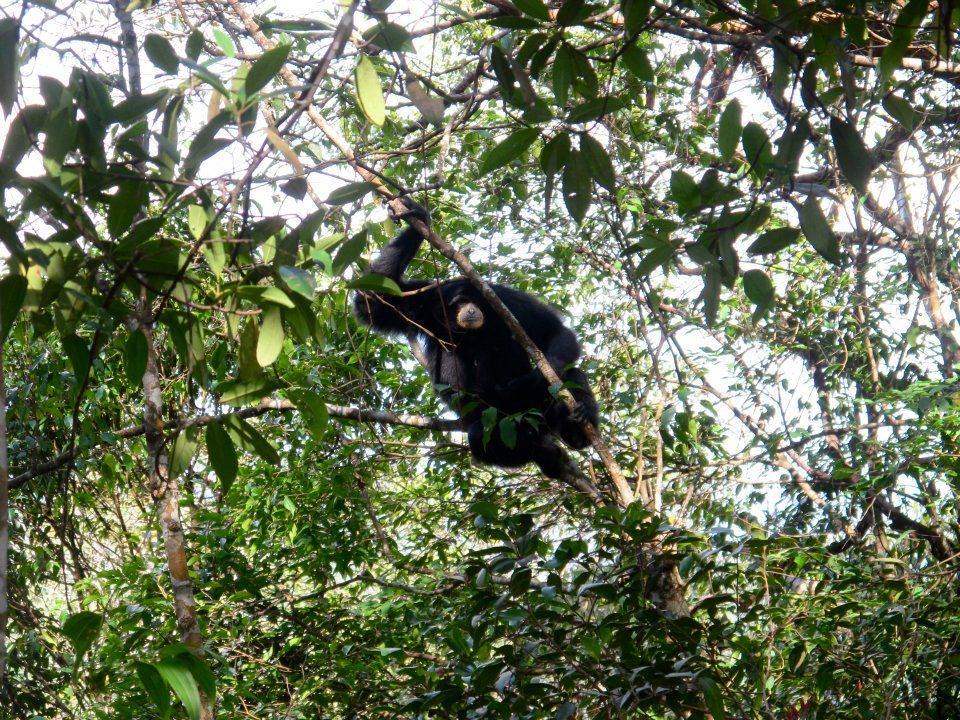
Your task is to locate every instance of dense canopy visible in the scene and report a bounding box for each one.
[2,0,960,717]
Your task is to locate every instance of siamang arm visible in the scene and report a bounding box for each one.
[353,203,434,334]
[499,318,582,408]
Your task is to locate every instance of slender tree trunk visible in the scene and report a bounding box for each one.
[139,299,211,719]
[0,343,9,690]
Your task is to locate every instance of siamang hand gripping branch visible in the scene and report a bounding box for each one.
[353,201,600,478]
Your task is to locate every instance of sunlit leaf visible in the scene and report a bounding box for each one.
[355,55,386,126]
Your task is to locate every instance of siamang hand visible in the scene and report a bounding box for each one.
[566,401,588,425]
[390,197,431,225]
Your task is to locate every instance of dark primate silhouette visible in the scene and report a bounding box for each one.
[353,201,599,478]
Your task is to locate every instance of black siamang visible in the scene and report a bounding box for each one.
[352,201,599,478]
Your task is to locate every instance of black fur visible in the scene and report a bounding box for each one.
[353,202,599,478]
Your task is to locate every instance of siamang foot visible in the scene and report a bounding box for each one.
[568,401,590,426]
[389,197,431,225]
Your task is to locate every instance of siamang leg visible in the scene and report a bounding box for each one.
[466,419,537,469]
[466,419,569,479]
[554,367,599,450]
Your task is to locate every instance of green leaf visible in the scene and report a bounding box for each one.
[124,330,148,386]
[634,243,674,278]
[698,676,726,720]
[701,265,721,326]
[742,269,774,319]
[829,116,872,194]
[363,22,413,52]
[717,99,741,161]
[333,229,368,274]
[579,133,615,191]
[670,170,700,212]
[206,422,238,493]
[136,662,171,720]
[213,28,235,58]
[257,305,284,367]
[279,266,316,299]
[347,274,402,295]
[107,180,148,237]
[355,55,386,126]
[747,227,800,255]
[879,0,928,81]
[883,94,917,130]
[621,44,653,82]
[741,121,772,172]
[478,128,540,176]
[326,181,375,206]
[185,204,207,241]
[0,18,19,116]
[154,658,201,720]
[62,334,89,384]
[144,34,179,74]
[216,377,283,406]
[0,273,26,344]
[169,428,199,480]
[798,196,840,264]
[175,653,216,702]
[245,43,290,96]
[225,415,281,464]
[561,149,592,223]
[62,611,103,667]
[288,388,329,439]
[556,0,586,26]
[539,133,571,176]
[566,96,628,123]
[552,45,574,106]
[186,29,204,61]
[513,0,549,20]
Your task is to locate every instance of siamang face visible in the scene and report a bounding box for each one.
[447,291,485,331]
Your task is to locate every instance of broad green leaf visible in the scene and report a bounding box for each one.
[279,266,317,299]
[621,44,653,82]
[747,227,800,255]
[136,662,171,720]
[175,653,216,701]
[154,658,201,720]
[579,133,615,191]
[224,415,281,464]
[701,265,721,326]
[879,0,928,80]
[169,428,199,479]
[62,611,102,667]
[883,94,917,130]
[561,149,592,223]
[187,204,207,240]
[62,334,89,383]
[186,29,204,61]
[363,21,413,52]
[347,274,402,295]
[717,99,741,161]
[107,180,148,237]
[622,0,652,34]
[741,122,772,172]
[326,182,375,206]
[236,285,295,308]
[478,128,540,175]
[798,195,840,264]
[698,676,727,720]
[213,28,235,58]
[499,418,517,449]
[245,43,290,96]
[513,0,549,20]
[566,96,629,123]
[124,330,148,386]
[216,377,283,406]
[144,34,179,74]
[742,269,774,319]
[257,305,284,367]
[333,229,367,274]
[0,18,19,116]
[206,422,238,493]
[0,273,26,343]
[552,45,574,106]
[670,170,700,211]
[829,116,872,194]
[539,133,571,176]
[355,55,386,126]
[634,243,674,278]
[556,0,586,26]
[288,388,329,438]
